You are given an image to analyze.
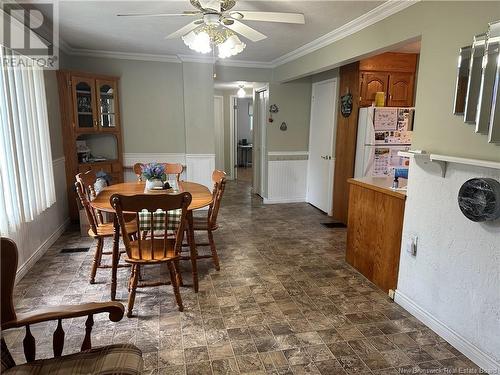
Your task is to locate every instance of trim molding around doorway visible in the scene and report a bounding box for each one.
[229,94,254,181]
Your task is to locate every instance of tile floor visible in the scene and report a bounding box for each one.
[4,180,485,374]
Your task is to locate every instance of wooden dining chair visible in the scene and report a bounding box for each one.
[111,192,192,317]
[133,163,144,181]
[163,163,183,181]
[1,238,144,374]
[75,171,135,284]
[182,170,226,271]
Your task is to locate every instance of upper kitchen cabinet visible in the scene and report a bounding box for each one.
[387,72,415,107]
[359,52,418,107]
[360,72,389,107]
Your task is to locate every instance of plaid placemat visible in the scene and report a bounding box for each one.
[138,209,182,231]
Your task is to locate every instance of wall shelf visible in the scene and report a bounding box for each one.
[398,151,500,177]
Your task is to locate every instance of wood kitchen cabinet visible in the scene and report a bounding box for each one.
[387,72,415,107]
[346,177,406,293]
[359,72,389,107]
[359,52,418,107]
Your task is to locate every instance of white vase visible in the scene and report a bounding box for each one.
[145,179,164,191]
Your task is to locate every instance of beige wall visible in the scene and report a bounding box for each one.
[274,1,500,161]
[268,78,312,152]
[63,55,186,154]
[182,62,215,154]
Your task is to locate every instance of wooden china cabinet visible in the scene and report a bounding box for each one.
[57,70,124,221]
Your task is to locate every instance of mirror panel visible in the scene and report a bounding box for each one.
[453,46,472,115]
[477,22,500,134]
[488,21,500,143]
[464,34,487,123]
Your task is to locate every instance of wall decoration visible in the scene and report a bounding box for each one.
[458,178,500,222]
[280,122,287,131]
[269,104,279,123]
[340,92,353,118]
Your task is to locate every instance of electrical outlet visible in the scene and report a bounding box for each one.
[407,235,418,256]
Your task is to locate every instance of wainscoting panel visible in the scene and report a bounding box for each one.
[185,154,216,189]
[265,159,308,204]
[123,153,186,182]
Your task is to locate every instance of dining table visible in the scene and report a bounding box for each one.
[90,180,213,300]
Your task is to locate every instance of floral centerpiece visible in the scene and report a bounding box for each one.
[142,163,166,190]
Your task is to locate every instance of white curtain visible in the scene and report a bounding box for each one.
[0,46,56,235]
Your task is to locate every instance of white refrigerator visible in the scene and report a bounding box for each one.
[354,106,414,178]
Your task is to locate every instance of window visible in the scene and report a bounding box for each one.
[0,46,56,235]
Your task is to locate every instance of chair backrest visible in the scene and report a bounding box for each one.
[75,180,100,234]
[208,170,227,228]
[1,238,18,327]
[76,170,99,200]
[111,192,192,260]
[133,163,144,181]
[163,163,183,181]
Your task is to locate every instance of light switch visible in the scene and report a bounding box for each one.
[407,235,418,256]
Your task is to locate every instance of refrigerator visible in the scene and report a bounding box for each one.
[354,106,414,178]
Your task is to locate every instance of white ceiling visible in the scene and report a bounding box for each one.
[47,1,386,62]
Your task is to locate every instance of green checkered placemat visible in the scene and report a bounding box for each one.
[138,209,182,231]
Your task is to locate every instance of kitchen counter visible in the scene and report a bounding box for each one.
[346,176,407,293]
[347,176,407,199]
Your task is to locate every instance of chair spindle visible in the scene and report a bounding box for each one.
[81,314,94,351]
[53,319,65,357]
[23,325,36,362]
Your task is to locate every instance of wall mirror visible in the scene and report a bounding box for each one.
[487,21,500,143]
[453,46,471,115]
[464,34,487,123]
[475,24,499,134]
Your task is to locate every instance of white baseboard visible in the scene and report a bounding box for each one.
[263,197,306,204]
[395,290,500,372]
[15,218,70,283]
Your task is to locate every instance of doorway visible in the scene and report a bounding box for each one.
[234,96,253,182]
[307,78,338,215]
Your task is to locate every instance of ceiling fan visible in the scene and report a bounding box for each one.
[117,0,305,58]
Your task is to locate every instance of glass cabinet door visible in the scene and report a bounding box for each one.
[72,76,97,132]
[97,80,119,131]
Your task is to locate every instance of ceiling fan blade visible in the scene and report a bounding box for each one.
[117,11,200,17]
[225,20,266,42]
[232,11,305,24]
[198,0,221,12]
[165,21,200,39]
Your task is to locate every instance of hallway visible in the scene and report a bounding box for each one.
[5,180,480,374]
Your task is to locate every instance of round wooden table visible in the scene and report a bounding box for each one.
[90,181,213,299]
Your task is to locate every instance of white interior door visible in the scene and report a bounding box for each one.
[307,79,337,214]
[214,96,224,171]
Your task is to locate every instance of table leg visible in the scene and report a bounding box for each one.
[111,214,120,301]
[187,211,199,293]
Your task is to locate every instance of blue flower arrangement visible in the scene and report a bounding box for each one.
[141,163,166,181]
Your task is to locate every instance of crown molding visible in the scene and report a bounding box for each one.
[66,46,181,63]
[59,0,417,69]
[271,0,419,67]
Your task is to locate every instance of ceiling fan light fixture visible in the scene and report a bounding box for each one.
[237,85,246,98]
[218,34,245,58]
[182,30,212,54]
[229,11,244,20]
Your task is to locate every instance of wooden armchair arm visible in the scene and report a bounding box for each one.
[2,302,124,329]
[1,302,124,363]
